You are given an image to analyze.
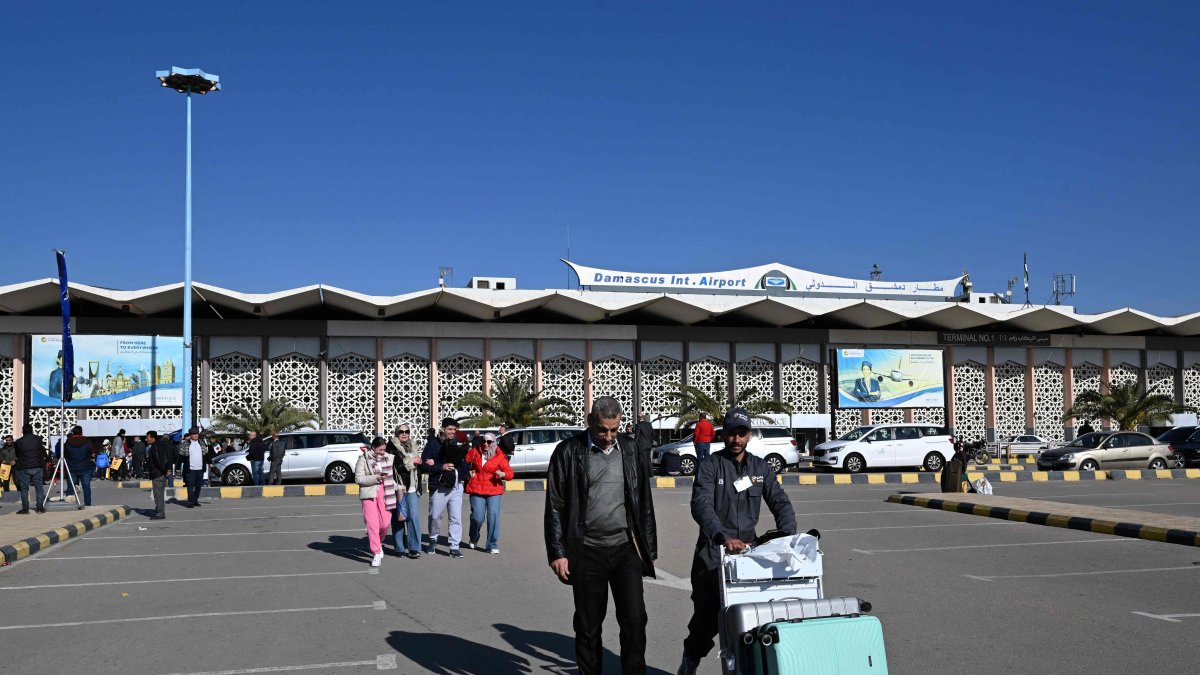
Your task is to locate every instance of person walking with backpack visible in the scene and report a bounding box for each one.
[356,437,402,567]
[386,424,423,558]
[465,432,513,554]
[421,418,469,558]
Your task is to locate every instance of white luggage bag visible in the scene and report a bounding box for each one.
[720,532,823,606]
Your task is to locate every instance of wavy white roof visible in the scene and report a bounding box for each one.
[1,279,1197,336]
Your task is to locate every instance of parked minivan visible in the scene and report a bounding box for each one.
[812,423,954,473]
[499,426,586,474]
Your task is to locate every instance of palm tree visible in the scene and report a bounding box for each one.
[662,378,793,430]
[212,397,320,435]
[1062,381,1195,431]
[454,376,578,427]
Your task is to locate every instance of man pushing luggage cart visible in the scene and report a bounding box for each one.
[677,407,797,675]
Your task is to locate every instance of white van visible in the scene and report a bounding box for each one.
[812,423,954,473]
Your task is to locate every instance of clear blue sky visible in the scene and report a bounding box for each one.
[3,2,1197,315]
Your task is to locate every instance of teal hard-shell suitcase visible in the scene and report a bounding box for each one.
[754,615,888,674]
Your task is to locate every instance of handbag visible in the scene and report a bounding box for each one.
[0,463,11,482]
[438,469,457,489]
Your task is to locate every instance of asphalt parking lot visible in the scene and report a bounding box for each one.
[4,478,1200,674]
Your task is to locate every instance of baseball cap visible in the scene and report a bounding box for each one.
[723,407,752,430]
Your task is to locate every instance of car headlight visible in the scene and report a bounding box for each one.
[1060,453,1074,461]
[828,455,838,463]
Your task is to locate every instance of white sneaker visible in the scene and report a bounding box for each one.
[488,548,500,555]
[370,552,383,567]
[464,542,475,550]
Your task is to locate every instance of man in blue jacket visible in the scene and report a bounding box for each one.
[677,407,796,675]
[421,417,469,558]
[61,425,96,510]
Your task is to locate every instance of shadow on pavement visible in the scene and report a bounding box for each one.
[387,631,533,674]
[307,535,372,563]
[494,623,672,675]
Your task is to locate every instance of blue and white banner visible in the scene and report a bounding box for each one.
[564,260,963,298]
[835,348,945,409]
[30,335,184,408]
[53,250,74,403]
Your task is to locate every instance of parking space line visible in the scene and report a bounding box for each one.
[0,600,387,631]
[0,570,371,591]
[1132,611,1200,623]
[111,512,361,525]
[824,521,1021,532]
[163,654,398,674]
[83,528,363,540]
[851,538,1139,555]
[37,547,367,561]
[1097,502,1200,508]
[167,502,361,512]
[964,565,1200,582]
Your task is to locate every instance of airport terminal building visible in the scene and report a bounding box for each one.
[2,261,1199,446]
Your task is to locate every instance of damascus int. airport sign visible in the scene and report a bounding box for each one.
[563,260,965,299]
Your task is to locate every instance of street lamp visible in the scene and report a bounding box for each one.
[156,67,219,431]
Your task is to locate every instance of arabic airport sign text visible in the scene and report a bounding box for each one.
[938,331,1051,346]
[563,260,963,298]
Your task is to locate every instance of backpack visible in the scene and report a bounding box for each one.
[95,453,110,469]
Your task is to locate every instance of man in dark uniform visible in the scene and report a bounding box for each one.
[677,407,796,675]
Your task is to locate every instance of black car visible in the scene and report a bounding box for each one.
[1160,426,1200,468]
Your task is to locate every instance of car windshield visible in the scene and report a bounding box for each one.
[1067,434,1105,449]
[1157,427,1198,444]
[839,426,872,441]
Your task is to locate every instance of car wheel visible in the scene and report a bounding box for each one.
[679,456,697,477]
[765,454,786,475]
[1149,457,1167,470]
[844,453,866,474]
[1173,453,1187,469]
[1079,459,1099,472]
[922,452,945,472]
[223,465,249,486]
[325,462,352,484]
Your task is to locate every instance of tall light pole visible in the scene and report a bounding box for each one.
[156,67,220,431]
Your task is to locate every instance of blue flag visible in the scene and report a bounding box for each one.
[54,250,74,403]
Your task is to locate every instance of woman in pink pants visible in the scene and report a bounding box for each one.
[355,437,402,567]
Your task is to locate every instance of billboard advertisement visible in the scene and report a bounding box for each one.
[30,335,184,408]
[835,348,945,409]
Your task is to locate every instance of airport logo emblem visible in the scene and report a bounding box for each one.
[764,277,787,288]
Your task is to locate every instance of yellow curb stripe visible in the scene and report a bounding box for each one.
[1187,469,1200,479]
[303,485,327,496]
[220,487,243,499]
[999,473,1017,482]
[798,475,817,485]
[54,527,71,541]
[35,533,52,549]
[900,474,920,484]
[867,474,885,485]
[1031,472,1048,482]
[1156,469,1173,479]
[506,481,525,492]
[1124,470,1142,480]
[261,486,284,498]
[1091,521,1117,535]
[13,541,30,557]
[833,474,852,485]
[1044,514,1072,528]
[347,484,359,495]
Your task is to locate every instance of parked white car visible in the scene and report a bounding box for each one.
[999,434,1052,458]
[651,426,802,476]
[812,423,954,473]
[499,426,586,474]
[211,430,371,485]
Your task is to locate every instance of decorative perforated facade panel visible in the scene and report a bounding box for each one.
[1185,366,1200,409]
[1109,364,1139,389]
[439,354,483,419]
[592,357,633,421]
[0,357,12,435]
[490,356,533,391]
[870,409,905,425]
[28,407,76,439]
[952,362,986,441]
[328,354,376,434]
[87,408,142,421]
[689,357,730,404]
[1147,364,1175,398]
[150,407,182,420]
[1071,362,1102,404]
[640,357,682,420]
[269,354,320,415]
[542,355,586,424]
[994,362,1026,440]
[911,408,945,427]
[383,356,430,433]
[834,409,862,439]
[209,353,262,421]
[1033,363,1065,444]
[736,358,776,401]
[781,359,821,414]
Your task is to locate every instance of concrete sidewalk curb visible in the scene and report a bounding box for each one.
[118,467,1200,498]
[886,493,1200,548]
[1,506,130,564]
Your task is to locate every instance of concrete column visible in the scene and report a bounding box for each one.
[727,341,737,406]
[681,342,690,389]
[819,346,830,416]
[1063,349,1074,441]
[1101,349,1112,431]
[904,408,914,423]
[534,340,543,392]
[584,340,594,413]
[318,336,329,428]
[1024,348,1036,434]
[773,343,784,403]
[1177,351,1187,404]
[429,338,439,425]
[984,347,995,442]
[375,337,384,436]
[944,347,956,433]
[12,335,24,436]
[632,341,642,418]
[260,336,270,403]
[482,339,491,395]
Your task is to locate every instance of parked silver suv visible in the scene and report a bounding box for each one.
[211,430,371,485]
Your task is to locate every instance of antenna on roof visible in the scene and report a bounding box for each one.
[438,267,453,289]
[1052,273,1076,305]
[870,263,882,281]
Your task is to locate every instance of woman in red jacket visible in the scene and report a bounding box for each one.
[464,432,513,554]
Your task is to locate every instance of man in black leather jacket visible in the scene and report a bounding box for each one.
[545,396,657,675]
